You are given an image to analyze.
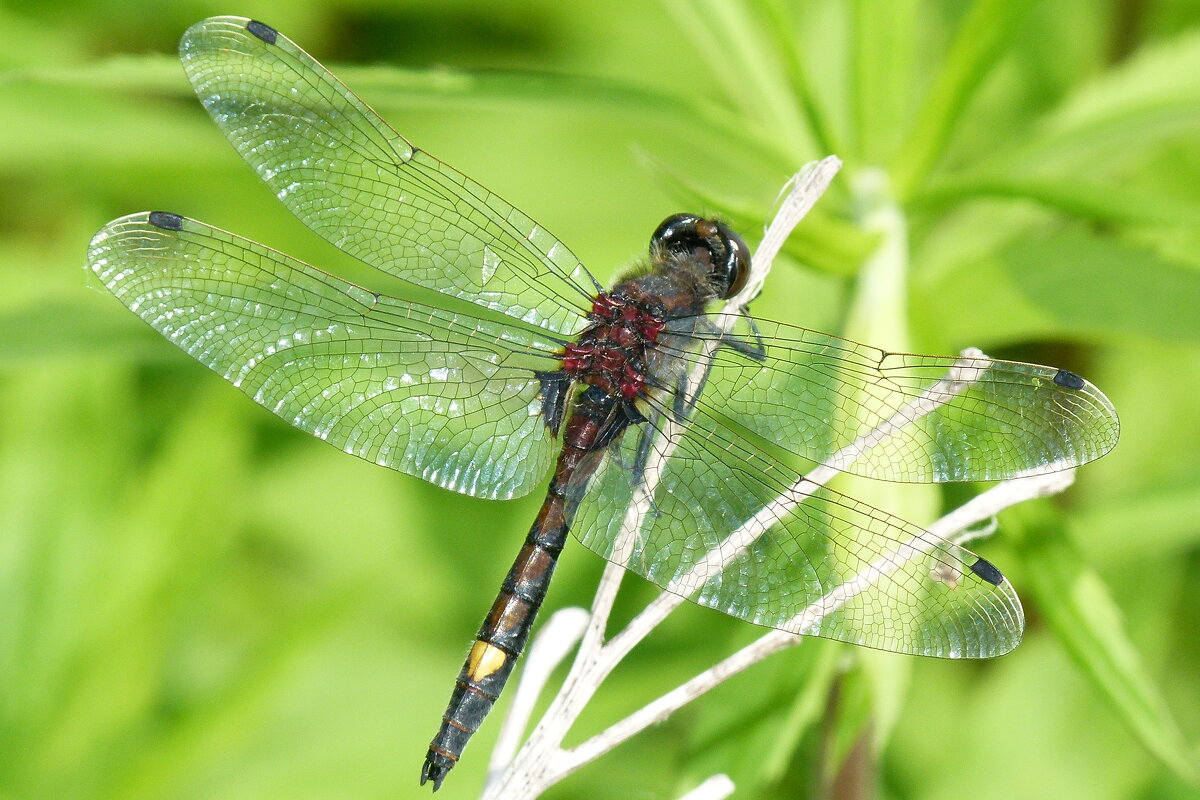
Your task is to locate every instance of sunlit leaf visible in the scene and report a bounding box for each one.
[999,229,1200,342]
[1009,503,1199,784]
[892,0,1037,196]
[12,53,784,172]
[664,0,812,161]
[848,0,918,164]
[1071,477,1200,567]
[913,176,1200,228]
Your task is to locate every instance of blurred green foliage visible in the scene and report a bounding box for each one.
[2,0,1199,798]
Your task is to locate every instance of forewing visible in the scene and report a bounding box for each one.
[572,406,1023,658]
[178,16,593,336]
[87,212,561,500]
[666,314,1119,483]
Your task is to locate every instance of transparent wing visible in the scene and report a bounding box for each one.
[572,403,1024,658]
[87,212,562,500]
[657,314,1119,483]
[179,16,594,336]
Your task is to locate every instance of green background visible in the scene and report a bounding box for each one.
[3,0,1199,798]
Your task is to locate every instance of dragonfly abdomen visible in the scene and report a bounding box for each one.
[420,526,564,790]
[422,385,626,790]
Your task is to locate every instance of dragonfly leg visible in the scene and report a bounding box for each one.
[667,356,715,424]
[631,403,667,484]
[735,312,768,360]
[672,369,695,422]
[698,313,767,362]
[672,316,767,424]
[535,370,572,436]
[591,395,645,451]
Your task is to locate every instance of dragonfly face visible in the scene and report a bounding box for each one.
[649,213,752,300]
[86,16,1121,792]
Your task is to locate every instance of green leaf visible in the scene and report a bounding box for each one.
[824,666,876,784]
[913,175,1200,228]
[892,0,1037,197]
[664,0,812,160]
[1008,502,1198,784]
[1070,478,1200,567]
[109,586,369,800]
[13,53,778,163]
[3,53,185,92]
[0,300,174,365]
[998,229,1200,342]
[760,0,846,157]
[993,29,1200,177]
[759,639,842,782]
[849,0,918,165]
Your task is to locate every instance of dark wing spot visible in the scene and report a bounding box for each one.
[148,211,184,231]
[247,20,278,45]
[1053,369,1085,390]
[969,557,1004,586]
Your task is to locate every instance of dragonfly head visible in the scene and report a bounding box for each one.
[650,214,750,300]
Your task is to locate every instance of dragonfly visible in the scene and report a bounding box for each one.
[87,16,1120,792]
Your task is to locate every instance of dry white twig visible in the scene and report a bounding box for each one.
[676,774,736,800]
[480,158,1067,799]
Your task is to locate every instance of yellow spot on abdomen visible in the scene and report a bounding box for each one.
[466,640,508,682]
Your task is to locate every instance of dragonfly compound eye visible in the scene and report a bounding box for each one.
[651,214,749,299]
[649,213,703,256]
[713,222,750,299]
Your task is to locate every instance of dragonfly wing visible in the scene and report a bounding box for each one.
[572,404,1024,658]
[178,16,593,336]
[88,212,561,500]
[665,314,1119,483]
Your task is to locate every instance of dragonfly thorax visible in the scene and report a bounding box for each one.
[562,291,665,401]
[559,217,744,408]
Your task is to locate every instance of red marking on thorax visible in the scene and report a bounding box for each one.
[561,292,665,401]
